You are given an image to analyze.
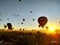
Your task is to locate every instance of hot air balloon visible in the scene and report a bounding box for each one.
[7,18,9,20]
[38,16,48,28]
[22,18,25,21]
[19,0,21,2]
[21,22,23,24]
[4,24,7,29]
[30,11,32,13]
[45,26,48,29]
[17,15,19,16]
[7,23,12,30]
[33,19,35,21]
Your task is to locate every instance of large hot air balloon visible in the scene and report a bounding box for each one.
[7,23,12,30]
[38,16,48,28]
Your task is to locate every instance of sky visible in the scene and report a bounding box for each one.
[0,0,60,30]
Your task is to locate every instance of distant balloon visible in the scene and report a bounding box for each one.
[45,26,48,29]
[30,11,32,13]
[17,15,19,16]
[33,19,35,21]
[38,16,48,28]
[21,22,23,24]
[4,24,7,29]
[7,18,9,20]
[7,23,12,30]
[19,0,21,2]
[23,19,25,21]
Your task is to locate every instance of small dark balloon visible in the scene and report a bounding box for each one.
[23,19,25,21]
[19,0,21,2]
[4,24,7,28]
[21,22,23,24]
[33,19,35,21]
[20,28,21,30]
[7,18,9,20]
[45,26,48,29]
[17,15,19,16]
[30,11,32,13]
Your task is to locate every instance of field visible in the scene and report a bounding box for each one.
[0,29,60,45]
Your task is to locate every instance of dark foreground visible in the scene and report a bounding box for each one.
[0,30,60,45]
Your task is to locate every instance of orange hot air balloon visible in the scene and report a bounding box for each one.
[38,16,48,28]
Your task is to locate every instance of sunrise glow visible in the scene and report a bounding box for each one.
[48,26,56,34]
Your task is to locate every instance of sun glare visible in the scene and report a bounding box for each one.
[48,26,56,34]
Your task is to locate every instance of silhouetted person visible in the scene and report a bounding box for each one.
[7,23,12,30]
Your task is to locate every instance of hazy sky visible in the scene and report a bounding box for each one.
[0,0,60,29]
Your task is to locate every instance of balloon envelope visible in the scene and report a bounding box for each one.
[33,19,35,21]
[19,0,21,2]
[38,16,48,28]
[23,19,25,21]
[21,22,23,24]
[30,11,32,13]
[7,18,9,20]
